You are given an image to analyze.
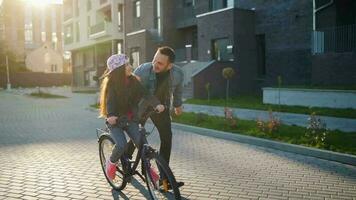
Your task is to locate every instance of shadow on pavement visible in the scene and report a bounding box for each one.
[111,189,130,200]
[111,177,190,200]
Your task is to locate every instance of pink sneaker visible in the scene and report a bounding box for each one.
[149,167,160,185]
[106,159,117,181]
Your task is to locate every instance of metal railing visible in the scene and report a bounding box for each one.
[312,24,356,54]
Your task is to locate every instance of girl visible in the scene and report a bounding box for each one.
[99,54,164,180]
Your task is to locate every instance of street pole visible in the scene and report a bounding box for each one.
[6,55,11,90]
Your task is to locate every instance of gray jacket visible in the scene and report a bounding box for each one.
[133,62,184,108]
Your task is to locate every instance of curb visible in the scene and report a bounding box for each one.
[172,122,356,166]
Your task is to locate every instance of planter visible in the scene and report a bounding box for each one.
[262,87,356,109]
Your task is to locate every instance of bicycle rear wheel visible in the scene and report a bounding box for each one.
[143,148,181,200]
[98,134,127,191]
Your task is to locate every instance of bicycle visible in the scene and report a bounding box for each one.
[96,100,181,200]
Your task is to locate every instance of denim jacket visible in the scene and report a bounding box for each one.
[133,62,184,108]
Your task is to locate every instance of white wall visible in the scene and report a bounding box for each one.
[263,88,356,109]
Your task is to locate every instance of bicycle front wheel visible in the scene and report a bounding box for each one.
[143,151,181,200]
[98,134,127,191]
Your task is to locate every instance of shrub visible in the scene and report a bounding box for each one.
[256,110,281,134]
[305,112,328,147]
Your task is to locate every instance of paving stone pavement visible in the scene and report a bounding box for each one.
[0,88,356,200]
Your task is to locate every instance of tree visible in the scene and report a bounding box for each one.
[222,67,235,105]
[0,40,27,73]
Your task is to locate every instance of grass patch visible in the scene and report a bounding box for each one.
[90,103,99,109]
[29,92,67,99]
[172,112,356,155]
[185,96,356,119]
[72,90,98,94]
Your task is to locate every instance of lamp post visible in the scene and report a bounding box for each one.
[6,55,11,90]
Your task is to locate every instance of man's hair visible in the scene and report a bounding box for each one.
[157,46,175,63]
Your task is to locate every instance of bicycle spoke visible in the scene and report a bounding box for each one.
[144,153,181,200]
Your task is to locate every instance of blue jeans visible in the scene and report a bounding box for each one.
[108,122,145,163]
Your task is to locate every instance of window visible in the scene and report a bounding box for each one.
[41,31,46,42]
[209,0,234,11]
[51,64,58,72]
[40,8,46,41]
[75,22,80,42]
[117,42,122,54]
[52,32,58,50]
[227,0,234,8]
[130,47,140,69]
[134,1,141,18]
[66,25,72,38]
[25,24,33,44]
[65,24,73,44]
[211,38,234,61]
[118,6,123,31]
[183,0,194,7]
[87,16,91,37]
[24,4,33,44]
[314,0,356,53]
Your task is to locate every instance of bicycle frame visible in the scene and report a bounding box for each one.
[96,122,156,184]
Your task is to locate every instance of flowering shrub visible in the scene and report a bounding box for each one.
[224,107,237,128]
[256,110,281,134]
[305,112,328,147]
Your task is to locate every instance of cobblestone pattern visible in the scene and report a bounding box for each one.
[0,88,355,200]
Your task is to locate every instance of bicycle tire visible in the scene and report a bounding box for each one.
[143,150,181,200]
[98,134,127,191]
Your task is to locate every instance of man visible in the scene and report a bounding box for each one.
[133,46,184,187]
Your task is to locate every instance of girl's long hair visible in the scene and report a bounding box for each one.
[99,65,126,118]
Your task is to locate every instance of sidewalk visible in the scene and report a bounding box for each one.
[183,104,356,132]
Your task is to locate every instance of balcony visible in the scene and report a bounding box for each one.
[89,21,123,39]
[89,21,112,39]
[312,24,356,54]
[64,36,74,45]
[64,11,73,21]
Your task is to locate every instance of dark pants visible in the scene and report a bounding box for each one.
[127,109,172,165]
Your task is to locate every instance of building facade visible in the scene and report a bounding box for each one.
[0,0,66,73]
[123,0,356,98]
[63,0,124,90]
[66,0,355,94]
